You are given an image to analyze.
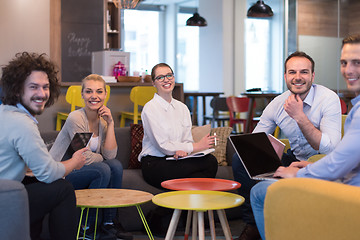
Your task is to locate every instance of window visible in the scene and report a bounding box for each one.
[123,9,160,75]
[245,19,271,91]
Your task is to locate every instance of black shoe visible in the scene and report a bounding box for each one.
[102,223,133,240]
[78,226,100,240]
[235,224,261,240]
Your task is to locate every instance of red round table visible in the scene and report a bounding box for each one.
[161,178,241,240]
[161,178,241,191]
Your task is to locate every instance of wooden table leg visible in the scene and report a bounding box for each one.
[198,211,205,240]
[217,209,233,240]
[202,96,207,126]
[193,97,198,125]
[245,97,255,133]
[184,210,192,240]
[208,210,216,240]
[192,211,198,240]
[165,209,182,240]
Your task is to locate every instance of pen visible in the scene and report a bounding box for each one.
[214,132,217,146]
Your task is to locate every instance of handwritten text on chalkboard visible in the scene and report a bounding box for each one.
[67,32,92,57]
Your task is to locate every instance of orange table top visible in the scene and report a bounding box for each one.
[161,178,241,191]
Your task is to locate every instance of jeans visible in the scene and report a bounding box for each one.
[231,153,258,225]
[66,159,124,225]
[231,150,298,225]
[250,180,277,240]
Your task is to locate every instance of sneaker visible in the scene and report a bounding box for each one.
[77,226,100,240]
[103,221,133,240]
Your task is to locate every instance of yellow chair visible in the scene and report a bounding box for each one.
[341,114,347,138]
[56,85,110,131]
[264,178,360,240]
[119,86,157,127]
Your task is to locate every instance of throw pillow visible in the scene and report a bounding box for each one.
[129,124,144,169]
[210,127,233,166]
[191,124,211,142]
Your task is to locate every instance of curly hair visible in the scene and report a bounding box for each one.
[0,52,60,107]
[151,63,174,81]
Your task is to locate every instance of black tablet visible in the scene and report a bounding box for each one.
[61,132,93,161]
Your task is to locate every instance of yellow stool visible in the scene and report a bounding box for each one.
[152,190,244,240]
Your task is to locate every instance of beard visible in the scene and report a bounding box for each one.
[20,97,48,116]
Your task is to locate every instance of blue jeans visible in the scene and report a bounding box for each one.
[250,180,277,240]
[231,150,298,225]
[66,159,124,225]
[231,153,258,225]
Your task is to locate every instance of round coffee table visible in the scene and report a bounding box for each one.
[161,178,241,240]
[161,178,241,191]
[152,190,244,240]
[75,189,154,240]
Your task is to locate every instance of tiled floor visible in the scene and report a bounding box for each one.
[130,218,246,240]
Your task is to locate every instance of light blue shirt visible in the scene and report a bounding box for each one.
[254,84,341,161]
[297,95,360,186]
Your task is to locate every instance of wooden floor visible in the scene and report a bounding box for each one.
[130,218,246,240]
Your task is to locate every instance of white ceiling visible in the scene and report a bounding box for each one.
[140,0,197,8]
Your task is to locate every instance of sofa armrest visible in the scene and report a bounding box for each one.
[0,179,30,240]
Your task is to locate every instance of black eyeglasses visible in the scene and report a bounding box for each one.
[154,74,175,82]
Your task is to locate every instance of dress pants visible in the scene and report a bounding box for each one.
[23,178,77,240]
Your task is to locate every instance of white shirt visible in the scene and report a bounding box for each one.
[138,93,194,161]
[254,84,341,161]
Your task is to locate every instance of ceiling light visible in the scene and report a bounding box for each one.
[247,0,274,18]
[186,12,207,27]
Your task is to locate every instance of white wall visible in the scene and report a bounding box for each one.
[298,35,346,91]
[198,0,224,93]
[0,0,50,74]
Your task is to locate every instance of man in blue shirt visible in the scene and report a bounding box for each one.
[233,51,342,240]
[250,34,360,240]
[0,52,86,239]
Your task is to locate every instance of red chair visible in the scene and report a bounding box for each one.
[226,96,258,133]
[340,98,347,114]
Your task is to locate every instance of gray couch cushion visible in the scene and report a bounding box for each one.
[0,179,30,240]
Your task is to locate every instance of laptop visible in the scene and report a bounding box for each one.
[61,132,93,161]
[228,132,285,180]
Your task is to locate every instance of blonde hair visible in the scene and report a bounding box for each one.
[81,74,107,92]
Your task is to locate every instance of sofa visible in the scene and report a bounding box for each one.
[0,179,30,240]
[40,126,240,231]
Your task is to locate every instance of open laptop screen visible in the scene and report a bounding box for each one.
[229,132,282,178]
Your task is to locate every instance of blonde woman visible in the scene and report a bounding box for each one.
[50,74,131,240]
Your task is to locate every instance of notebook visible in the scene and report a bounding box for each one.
[166,148,215,160]
[61,132,93,161]
[228,132,285,180]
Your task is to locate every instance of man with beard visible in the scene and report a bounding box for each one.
[0,52,86,240]
[233,51,342,240]
[251,33,360,240]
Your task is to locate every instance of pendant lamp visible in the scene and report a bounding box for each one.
[247,0,274,18]
[186,12,207,27]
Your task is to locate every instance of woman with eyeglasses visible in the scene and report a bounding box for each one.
[138,63,218,188]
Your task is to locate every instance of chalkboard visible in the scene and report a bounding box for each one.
[61,0,104,82]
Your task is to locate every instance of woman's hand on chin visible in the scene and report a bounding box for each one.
[98,105,114,125]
